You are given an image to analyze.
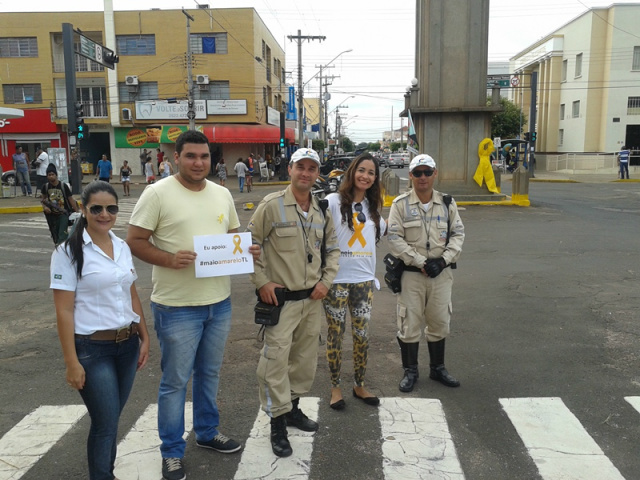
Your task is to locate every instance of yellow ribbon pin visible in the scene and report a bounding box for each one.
[232,234,243,254]
[348,213,366,248]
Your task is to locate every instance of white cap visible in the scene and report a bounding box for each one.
[409,154,436,172]
[290,148,321,166]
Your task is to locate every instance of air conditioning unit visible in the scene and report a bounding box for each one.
[196,74,209,85]
[125,75,139,86]
[122,108,132,121]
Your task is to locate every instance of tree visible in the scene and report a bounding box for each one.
[489,97,526,139]
[390,142,402,152]
[312,139,326,152]
[341,136,354,152]
[368,142,381,151]
[357,142,369,150]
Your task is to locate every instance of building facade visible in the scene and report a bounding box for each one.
[510,3,640,161]
[0,7,293,174]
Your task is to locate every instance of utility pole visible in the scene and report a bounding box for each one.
[288,30,325,148]
[183,9,196,130]
[314,65,334,143]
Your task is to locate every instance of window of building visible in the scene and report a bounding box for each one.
[575,53,583,77]
[189,33,228,54]
[0,37,38,57]
[118,82,158,102]
[562,59,568,82]
[633,46,640,71]
[559,129,564,146]
[628,96,640,115]
[3,84,42,104]
[116,35,156,56]
[572,100,580,118]
[194,81,230,100]
[77,86,108,117]
[560,104,565,120]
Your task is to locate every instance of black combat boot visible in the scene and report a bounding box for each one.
[428,339,460,387]
[270,415,292,457]
[397,338,419,392]
[285,398,319,432]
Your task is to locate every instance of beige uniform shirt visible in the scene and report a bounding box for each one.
[248,185,340,291]
[387,189,464,267]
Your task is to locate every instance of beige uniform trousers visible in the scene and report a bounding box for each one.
[396,269,453,343]
[257,297,323,418]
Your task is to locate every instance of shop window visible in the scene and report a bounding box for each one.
[116,35,156,56]
[0,37,38,57]
[3,84,42,104]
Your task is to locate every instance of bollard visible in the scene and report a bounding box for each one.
[511,166,530,206]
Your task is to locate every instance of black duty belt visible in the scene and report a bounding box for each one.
[404,266,423,273]
[283,288,314,301]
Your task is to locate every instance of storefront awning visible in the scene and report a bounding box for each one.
[203,124,295,144]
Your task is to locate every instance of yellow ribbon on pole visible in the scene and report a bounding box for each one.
[232,234,243,254]
[474,138,499,194]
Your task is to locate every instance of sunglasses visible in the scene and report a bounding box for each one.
[354,203,366,223]
[88,204,119,215]
[411,169,435,178]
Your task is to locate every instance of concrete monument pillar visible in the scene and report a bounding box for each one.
[406,0,501,195]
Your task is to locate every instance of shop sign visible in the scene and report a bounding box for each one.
[135,100,207,120]
[267,106,280,126]
[207,100,247,115]
[114,125,203,148]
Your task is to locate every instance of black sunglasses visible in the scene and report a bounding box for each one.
[411,169,435,178]
[354,203,366,223]
[89,204,119,215]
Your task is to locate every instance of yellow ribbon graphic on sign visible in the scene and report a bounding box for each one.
[232,234,243,254]
[348,213,366,248]
[473,138,499,194]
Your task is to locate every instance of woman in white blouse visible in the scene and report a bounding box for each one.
[51,181,149,480]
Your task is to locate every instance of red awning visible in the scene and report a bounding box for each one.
[203,124,295,144]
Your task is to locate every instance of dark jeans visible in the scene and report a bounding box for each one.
[620,162,629,179]
[76,334,139,480]
[45,213,70,245]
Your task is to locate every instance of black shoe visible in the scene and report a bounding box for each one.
[196,432,242,453]
[161,457,185,480]
[352,388,380,406]
[430,365,460,387]
[285,400,319,432]
[399,366,418,392]
[270,416,292,457]
[330,399,346,410]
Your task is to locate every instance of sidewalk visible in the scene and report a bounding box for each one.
[0,171,636,214]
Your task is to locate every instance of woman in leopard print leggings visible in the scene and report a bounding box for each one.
[323,153,386,410]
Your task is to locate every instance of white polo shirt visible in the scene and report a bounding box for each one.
[50,230,140,335]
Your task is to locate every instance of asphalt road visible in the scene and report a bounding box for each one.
[0,178,639,480]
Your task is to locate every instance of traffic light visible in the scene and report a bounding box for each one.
[103,49,119,68]
[280,137,285,149]
[531,131,537,142]
[74,102,86,139]
[524,132,530,142]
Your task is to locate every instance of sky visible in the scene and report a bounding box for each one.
[3,0,639,143]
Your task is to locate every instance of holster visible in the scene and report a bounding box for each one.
[383,254,405,293]
[254,288,286,326]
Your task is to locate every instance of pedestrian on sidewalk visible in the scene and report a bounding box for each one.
[51,180,150,480]
[34,146,49,194]
[234,157,248,192]
[12,145,32,196]
[387,154,465,392]
[41,163,79,245]
[323,153,386,411]
[145,157,156,184]
[96,154,113,183]
[248,148,340,458]
[120,160,132,196]
[127,130,260,480]
[618,146,630,179]
[216,158,227,187]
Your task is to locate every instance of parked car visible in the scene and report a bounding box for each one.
[1,167,38,187]
[388,153,406,168]
[402,154,411,166]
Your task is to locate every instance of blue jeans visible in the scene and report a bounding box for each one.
[16,170,32,195]
[238,176,245,192]
[152,297,232,458]
[620,162,629,179]
[76,335,139,480]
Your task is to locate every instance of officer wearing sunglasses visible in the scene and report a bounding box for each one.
[387,154,465,393]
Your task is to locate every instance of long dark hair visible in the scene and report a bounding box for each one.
[338,153,383,243]
[65,181,118,279]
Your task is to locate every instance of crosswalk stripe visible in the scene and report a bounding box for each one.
[114,402,194,480]
[500,397,625,480]
[624,396,640,414]
[380,398,464,479]
[0,405,87,480]
[234,397,319,480]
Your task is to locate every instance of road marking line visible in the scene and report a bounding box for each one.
[114,402,193,480]
[500,397,625,480]
[234,397,319,480]
[379,397,464,479]
[0,404,87,480]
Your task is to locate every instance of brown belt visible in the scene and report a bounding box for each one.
[75,323,139,343]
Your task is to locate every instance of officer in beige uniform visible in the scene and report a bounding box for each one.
[388,154,464,392]
[248,148,339,458]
